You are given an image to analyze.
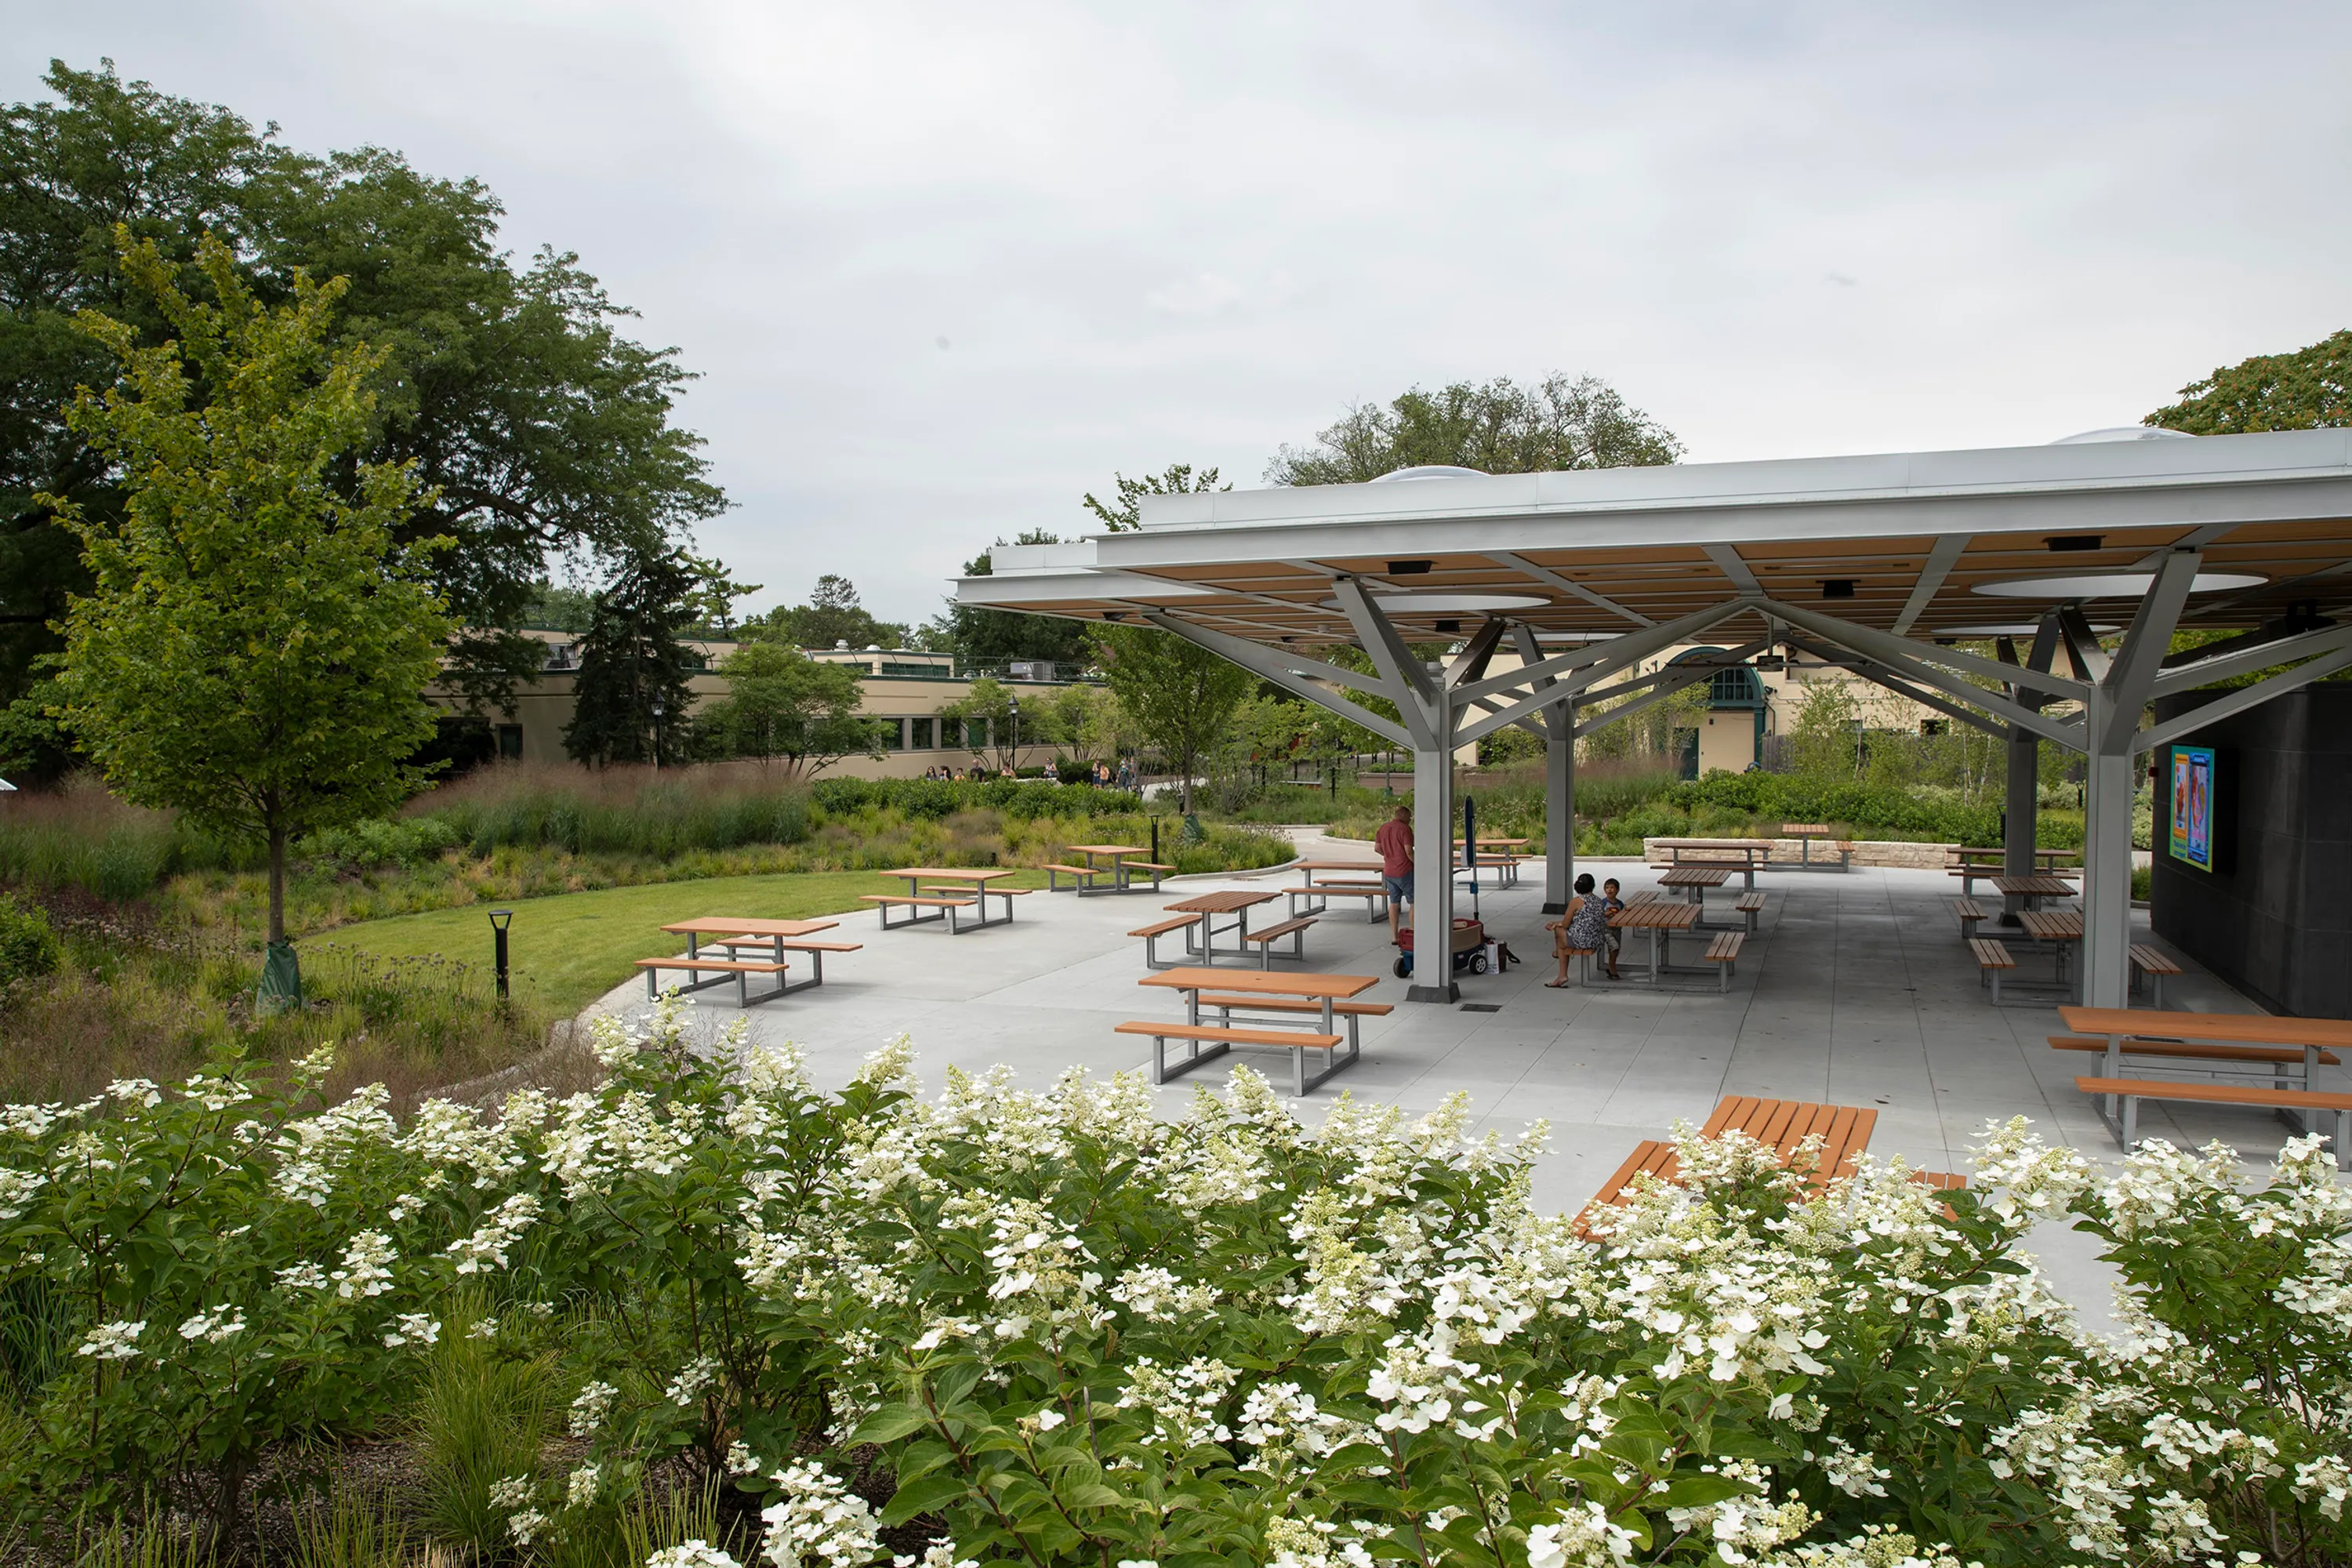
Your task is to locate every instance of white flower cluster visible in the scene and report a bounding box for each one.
[77,1319,145,1361]
[570,1379,619,1437]
[176,1307,245,1344]
[446,1192,543,1274]
[332,1229,397,1298]
[758,1459,882,1568]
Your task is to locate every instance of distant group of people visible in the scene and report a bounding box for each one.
[916,758,1138,786]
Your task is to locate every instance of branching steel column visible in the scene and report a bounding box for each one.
[1407,700,1458,1004]
[2000,615,2063,924]
[1513,624,1573,913]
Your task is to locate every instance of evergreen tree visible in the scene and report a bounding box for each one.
[564,548,702,766]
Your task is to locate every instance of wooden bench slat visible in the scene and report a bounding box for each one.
[1043,863,1097,876]
[1950,897,1987,920]
[1195,993,1392,1017]
[1115,1021,1344,1049]
[862,894,975,908]
[1245,916,1319,943]
[775,940,864,953]
[1734,891,1767,911]
[1124,862,1175,873]
[2076,1076,2352,1112]
[2049,1034,2341,1066]
[634,957,786,974]
[1969,938,2015,968]
[1704,931,1745,962]
[2127,943,2183,975]
[1130,915,1197,938]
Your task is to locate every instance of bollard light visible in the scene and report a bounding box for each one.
[488,909,513,1000]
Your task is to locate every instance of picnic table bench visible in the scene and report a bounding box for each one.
[1608,898,1701,985]
[1123,967,1378,1095]
[2129,942,2183,1008]
[1044,844,1172,895]
[863,867,1027,933]
[1780,824,1855,871]
[2060,1007,2352,1147]
[1577,1095,1962,1234]
[637,916,864,1004]
[1647,838,1771,891]
[1949,851,2078,898]
[1285,881,1389,922]
[1134,889,1283,968]
[1296,859,1383,886]
[2077,1076,2352,1171]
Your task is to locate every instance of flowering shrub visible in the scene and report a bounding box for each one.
[3,996,2349,1567]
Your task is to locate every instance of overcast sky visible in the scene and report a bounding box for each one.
[8,2,2350,626]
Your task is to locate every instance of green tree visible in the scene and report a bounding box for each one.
[0,59,724,768]
[2147,328,2350,434]
[700,641,880,779]
[563,546,704,767]
[937,675,1040,772]
[1265,372,1681,484]
[1080,463,1225,531]
[1094,624,1252,812]
[751,574,909,651]
[39,230,451,964]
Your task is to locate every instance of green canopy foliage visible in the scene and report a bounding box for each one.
[1265,372,1681,485]
[2147,328,2350,434]
[562,547,707,768]
[0,59,724,767]
[1094,623,1253,812]
[39,230,452,945]
[699,641,881,780]
[746,574,911,652]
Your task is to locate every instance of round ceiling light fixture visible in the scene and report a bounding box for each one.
[1323,590,1550,613]
[1973,571,2265,600]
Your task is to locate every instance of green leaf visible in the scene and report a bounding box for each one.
[849,1403,933,1446]
[880,1472,971,1526]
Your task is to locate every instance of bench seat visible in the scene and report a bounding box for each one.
[2076,1075,2352,1170]
[1949,897,1988,939]
[1194,991,1392,1047]
[1131,913,1200,970]
[634,956,792,1006]
[1285,884,1389,922]
[1733,891,1766,932]
[864,892,1004,934]
[1703,930,1744,990]
[2128,942,2183,1007]
[863,894,973,907]
[1241,913,1317,967]
[1115,1019,1353,1096]
[1969,937,2016,1004]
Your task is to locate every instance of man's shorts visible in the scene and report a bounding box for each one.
[1382,873,1412,902]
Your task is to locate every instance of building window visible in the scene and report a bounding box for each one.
[910,717,934,750]
[964,717,989,750]
[496,724,524,760]
[1920,719,1947,737]
[880,717,905,750]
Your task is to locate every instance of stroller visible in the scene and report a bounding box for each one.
[1393,916,1489,978]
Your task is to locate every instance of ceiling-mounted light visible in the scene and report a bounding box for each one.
[1821,580,1856,600]
[1974,571,2265,599]
[2045,535,2104,552]
[1387,559,1433,575]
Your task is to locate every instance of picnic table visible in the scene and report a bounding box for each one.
[1455,837,1529,887]
[2059,1005,2352,1156]
[1296,859,1383,886]
[1991,873,2078,910]
[1649,838,1771,890]
[2016,908,2083,991]
[1780,824,1853,872]
[638,916,863,1004]
[1125,967,1378,1094]
[1160,888,1282,965]
[1609,898,1700,983]
[1659,865,1729,902]
[863,866,1026,932]
[1047,844,1170,895]
[1950,848,2078,897]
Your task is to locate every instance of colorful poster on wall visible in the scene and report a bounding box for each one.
[2169,745,2216,872]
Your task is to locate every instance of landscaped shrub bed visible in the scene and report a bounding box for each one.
[5,999,2346,1566]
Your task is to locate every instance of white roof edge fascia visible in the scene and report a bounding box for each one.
[952,568,1221,607]
[1131,427,2352,533]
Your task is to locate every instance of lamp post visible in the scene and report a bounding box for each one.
[650,694,665,772]
[487,909,513,1000]
[1007,694,1021,774]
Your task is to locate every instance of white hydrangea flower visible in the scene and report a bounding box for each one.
[570,1380,619,1436]
[666,1356,720,1406]
[106,1078,162,1108]
[76,1320,146,1360]
[0,1167,46,1219]
[447,1192,543,1274]
[759,1458,881,1568]
[383,1313,440,1348]
[568,1463,602,1508]
[331,1230,396,1298]
[176,1308,246,1344]
[467,1317,501,1340]
[275,1260,329,1290]
[647,1544,743,1568]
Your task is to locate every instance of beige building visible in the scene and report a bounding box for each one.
[428,633,1079,778]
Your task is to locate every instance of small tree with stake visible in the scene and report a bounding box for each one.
[41,230,452,1004]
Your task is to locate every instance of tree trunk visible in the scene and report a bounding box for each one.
[1180,747,1195,814]
[267,826,288,945]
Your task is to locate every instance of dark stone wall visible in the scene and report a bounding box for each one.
[2150,684,2352,1018]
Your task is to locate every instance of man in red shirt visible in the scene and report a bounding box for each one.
[1373,804,1413,942]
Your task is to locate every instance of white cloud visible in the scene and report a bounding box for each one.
[9,0,2350,622]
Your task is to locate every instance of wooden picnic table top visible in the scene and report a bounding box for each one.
[1139,967,1377,1001]
[1780,823,1835,836]
[1660,866,1731,887]
[2060,1006,2352,1050]
[1165,888,1280,914]
[1453,837,1530,847]
[894,866,1022,884]
[1298,859,1383,870]
[661,916,840,938]
[2017,909,2083,939]
[1613,900,1698,930]
[1064,844,1147,857]
[1993,874,2079,897]
[1651,837,1777,850]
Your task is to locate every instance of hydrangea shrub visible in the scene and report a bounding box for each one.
[2,996,2347,1567]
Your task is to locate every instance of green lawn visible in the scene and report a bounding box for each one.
[315,867,1052,1013]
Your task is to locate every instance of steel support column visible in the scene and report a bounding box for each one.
[1545,717,1573,915]
[1408,725,1457,1003]
[2001,617,2063,925]
[2079,685,2137,1009]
